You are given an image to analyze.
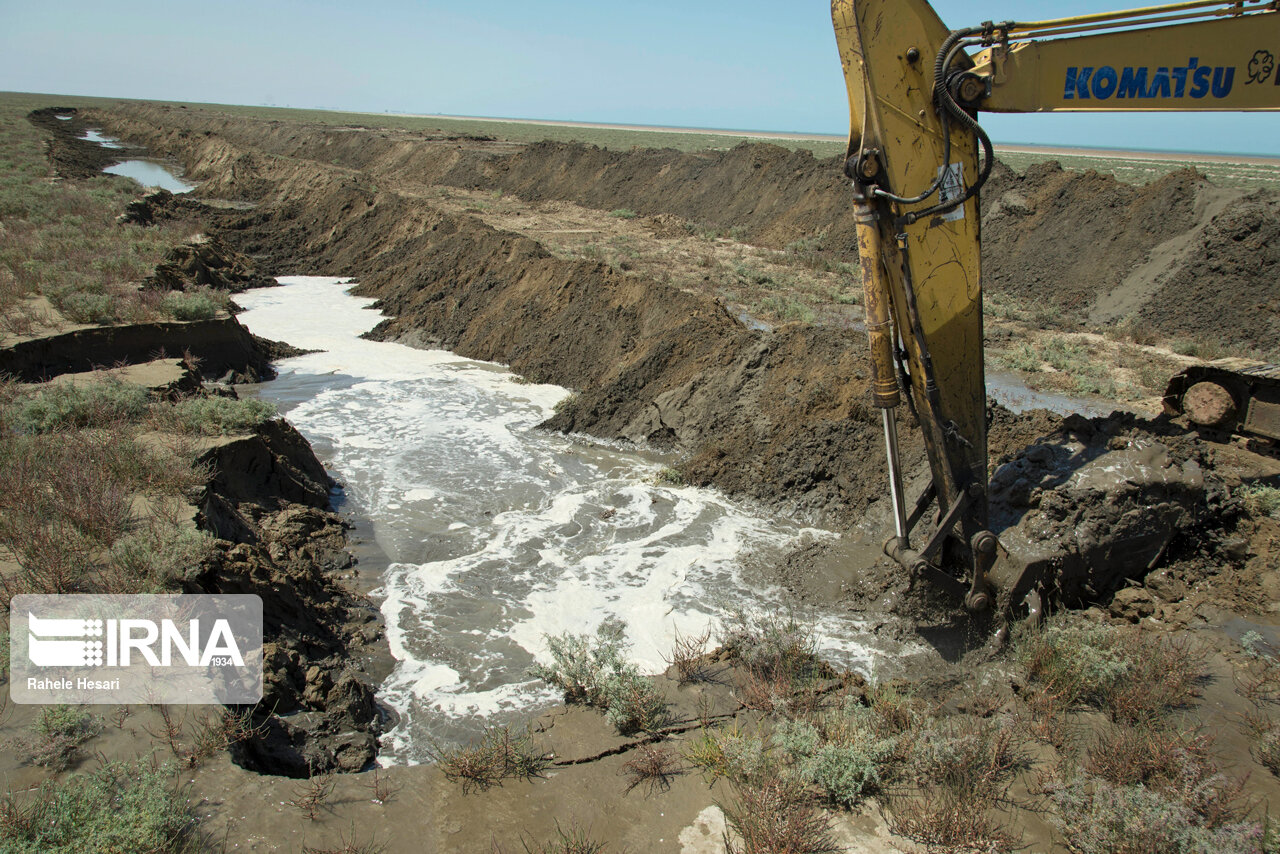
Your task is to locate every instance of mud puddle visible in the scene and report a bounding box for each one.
[80,128,123,148]
[103,159,195,193]
[986,367,1121,417]
[236,277,904,764]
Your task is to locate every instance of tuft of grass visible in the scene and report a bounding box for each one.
[13,705,102,771]
[621,745,682,796]
[665,624,714,685]
[607,208,638,219]
[511,821,609,854]
[1239,484,1280,520]
[429,726,547,794]
[0,759,196,853]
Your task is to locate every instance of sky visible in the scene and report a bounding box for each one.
[2,0,1278,155]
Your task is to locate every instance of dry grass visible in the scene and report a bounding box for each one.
[665,624,715,685]
[886,787,1019,854]
[430,726,547,794]
[287,768,337,821]
[620,745,683,796]
[721,778,840,854]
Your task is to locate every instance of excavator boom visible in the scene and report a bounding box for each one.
[831,0,1280,612]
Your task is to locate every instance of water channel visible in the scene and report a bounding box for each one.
[236,277,894,764]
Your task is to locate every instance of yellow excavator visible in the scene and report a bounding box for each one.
[831,0,1280,614]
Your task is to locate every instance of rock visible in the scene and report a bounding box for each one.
[1110,587,1158,622]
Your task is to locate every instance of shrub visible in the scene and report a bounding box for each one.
[0,759,195,853]
[719,608,820,684]
[14,705,102,770]
[906,715,1024,800]
[530,622,669,734]
[608,208,638,219]
[152,395,277,435]
[1015,619,1202,723]
[773,708,895,808]
[1046,776,1264,854]
[887,786,1019,854]
[51,289,117,323]
[160,291,219,321]
[621,745,682,795]
[12,380,150,432]
[1239,484,1280,520]
[655,467,685,486]
[105,524,214,592]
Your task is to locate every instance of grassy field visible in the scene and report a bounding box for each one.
[0,93,205,336]
[8,90,1280,190]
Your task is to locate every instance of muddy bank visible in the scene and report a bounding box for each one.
[91,101,1280,351]
[0,315,277,382]
[192,418,385,776]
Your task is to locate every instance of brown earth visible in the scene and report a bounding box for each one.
[5,100,1280,852]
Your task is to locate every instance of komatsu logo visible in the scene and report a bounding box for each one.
[1064,58,1238,101]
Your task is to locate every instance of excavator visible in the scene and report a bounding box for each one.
[831,0,1280,615]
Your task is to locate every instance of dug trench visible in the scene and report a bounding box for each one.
[5,103,1280,851]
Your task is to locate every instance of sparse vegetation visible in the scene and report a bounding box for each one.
[13,705,102,770]
[608,208,638,219]
[0,759,195,853]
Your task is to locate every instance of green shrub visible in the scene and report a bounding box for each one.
[719,608,820,683]
[0,759,195,852]
[529,622,669,735]
[153,395,277,435]
[106,525,214,592]
[608,208,638,219]
[15,705,102,770]
[655,467,685,486]
[13,380,150,432]
[55,289,118,323]
[1047,777,1264,854]
[160,291,219,321]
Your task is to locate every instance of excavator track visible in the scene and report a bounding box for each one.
[1164,360,1280,441]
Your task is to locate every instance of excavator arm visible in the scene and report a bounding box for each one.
[831,0,1280,613]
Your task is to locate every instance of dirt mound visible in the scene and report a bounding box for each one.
[147,234,276,293]
[1137,192,1280,353]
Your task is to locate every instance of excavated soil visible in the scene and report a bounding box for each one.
[10,101,1280,852]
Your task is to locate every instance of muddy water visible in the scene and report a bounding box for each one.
[236,277,895,764]
[103,160,195,193]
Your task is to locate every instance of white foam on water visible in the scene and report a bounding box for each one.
[236,277,886,765]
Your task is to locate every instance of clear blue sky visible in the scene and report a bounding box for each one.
[2,0,1277,155]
